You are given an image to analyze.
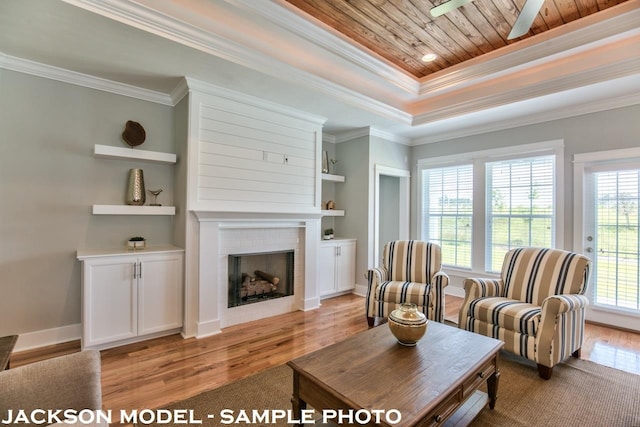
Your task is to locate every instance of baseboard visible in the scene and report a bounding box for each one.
[14,323,81,352]
[446,285,465,298]
[353,284,367,297]
[195,319,222,339]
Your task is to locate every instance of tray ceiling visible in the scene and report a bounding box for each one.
[284,0,629,78]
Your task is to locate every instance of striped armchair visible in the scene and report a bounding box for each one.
[366,241,449,327]
[459,247,592,379]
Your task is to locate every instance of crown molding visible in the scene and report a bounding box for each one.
[327,127,411,145]
[230,0,420,96]
[416,2,640,97]
[184,77,327,125]
[412,34,640,126]
[411,84,640,145]
[0,52,174,105]
[62,0,412,125]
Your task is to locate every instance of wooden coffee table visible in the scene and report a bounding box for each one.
[287,321,503,426]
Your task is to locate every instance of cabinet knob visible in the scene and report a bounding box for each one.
[434,415,442,423]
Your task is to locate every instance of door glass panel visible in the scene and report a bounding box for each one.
[594,169,640,310]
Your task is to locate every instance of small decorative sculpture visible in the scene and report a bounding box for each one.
[148,189,163,206]
[330,158,338,174]
[122,120,146,147]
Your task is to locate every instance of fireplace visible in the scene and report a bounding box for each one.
[189,212,322,337]
[228,250,294,307]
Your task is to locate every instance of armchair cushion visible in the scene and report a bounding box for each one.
[468,297,541,335]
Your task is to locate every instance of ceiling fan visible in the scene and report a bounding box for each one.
[430,0,545,40]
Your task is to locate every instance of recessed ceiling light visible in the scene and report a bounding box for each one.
[421,53,437,62]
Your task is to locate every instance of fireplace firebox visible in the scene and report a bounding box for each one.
[228,250,294,308]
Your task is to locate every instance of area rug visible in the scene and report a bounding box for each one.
[156,353,640,426]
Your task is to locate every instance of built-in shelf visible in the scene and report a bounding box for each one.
[322,173,345,182]
[94,144,176,164]
[92,205,176,215]
[321,209,345,217]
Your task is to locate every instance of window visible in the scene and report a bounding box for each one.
[421,165,473,269]
[419,140,563,274]
[486,156,555,271]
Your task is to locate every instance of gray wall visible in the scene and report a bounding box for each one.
[410,104,640,259]
[335,135,369,284]
[379,175,400,260]
[0,70,175,337]
[333,132,410,285]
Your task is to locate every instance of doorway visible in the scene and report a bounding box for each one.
[575,148,640,331]
[374,165,410,267]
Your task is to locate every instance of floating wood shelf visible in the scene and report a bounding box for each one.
[92,205,176,215]
[321,173,345,182]
[321,209,345,217]
[94,144,176,164]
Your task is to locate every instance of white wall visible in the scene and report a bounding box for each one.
[0,70,175,343]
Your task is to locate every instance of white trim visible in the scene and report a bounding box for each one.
[417,139,564,168]
[0,53,174,106]
[574,147,640,164]
[14,324,81,352]
[373,165,411,268]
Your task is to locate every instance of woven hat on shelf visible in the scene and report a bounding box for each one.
[122,120,146,147]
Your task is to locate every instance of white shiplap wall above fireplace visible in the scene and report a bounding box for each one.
[182,79,327,338]
[186,79,326,214]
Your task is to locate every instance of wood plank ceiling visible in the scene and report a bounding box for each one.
[284,0,629,78]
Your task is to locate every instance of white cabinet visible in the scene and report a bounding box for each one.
[319,239,356,297]
[77,246,184,350]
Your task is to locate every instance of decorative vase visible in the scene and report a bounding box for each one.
[126,168,146,206]
[388,303,428,346]
[322,151,329,174]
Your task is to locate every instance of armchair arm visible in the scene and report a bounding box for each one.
[0,350,102,417]
[536,294,590,368]
[541,294,589,316]
[463,278,504,299]
[459,278,504,328]
[432,271,449,289]
[366,267,388,291]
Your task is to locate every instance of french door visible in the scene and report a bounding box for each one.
[577,149,640,331]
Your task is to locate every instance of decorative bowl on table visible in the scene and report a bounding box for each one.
[388,303,428,346]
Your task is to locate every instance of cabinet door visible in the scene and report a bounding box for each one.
[138,253,183,335]
[336,241,356,292]
[83,258,137,348]
[318,243,337,296]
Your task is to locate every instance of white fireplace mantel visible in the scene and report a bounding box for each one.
[188,210,322,338]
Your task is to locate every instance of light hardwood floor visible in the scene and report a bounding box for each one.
[11,294,640,412]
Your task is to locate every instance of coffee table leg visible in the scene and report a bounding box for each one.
[291,371,307,426]
[487,369,500,409]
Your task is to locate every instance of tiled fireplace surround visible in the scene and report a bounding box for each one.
[192,213,321,338]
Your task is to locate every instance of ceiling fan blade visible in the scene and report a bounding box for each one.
[430,0,475,17]
[508,0,545,39]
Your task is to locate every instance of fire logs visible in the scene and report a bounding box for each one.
[240,272,278,298]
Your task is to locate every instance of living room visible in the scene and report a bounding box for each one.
[1,0,640,425]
